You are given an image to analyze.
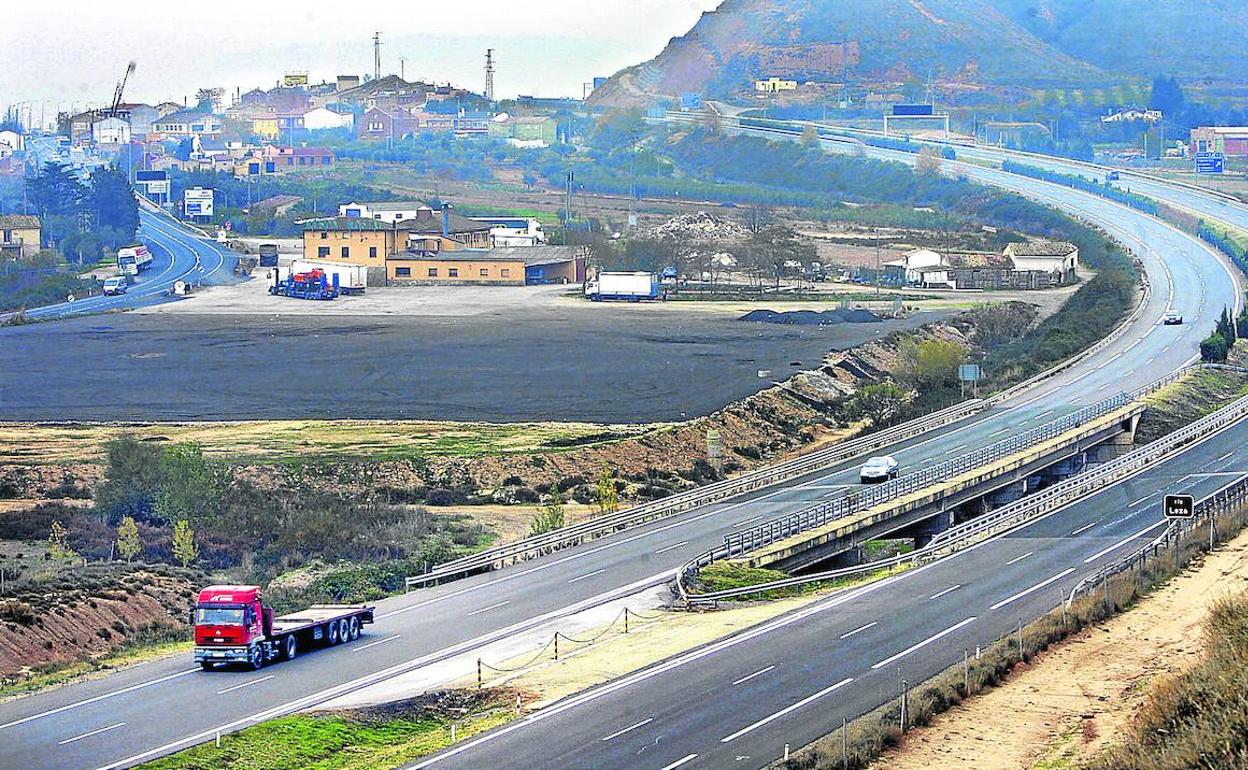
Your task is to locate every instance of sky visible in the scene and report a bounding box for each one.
[0,0,720,126]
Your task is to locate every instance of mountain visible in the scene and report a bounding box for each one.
[592,0,1248,107]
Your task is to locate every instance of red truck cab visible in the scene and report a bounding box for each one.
[193,584,374,671]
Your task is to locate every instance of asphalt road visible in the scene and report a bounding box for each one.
[19,209,239,321]
[0,139,1243,769]
[417,416,1248,770]
[0,307,939,423]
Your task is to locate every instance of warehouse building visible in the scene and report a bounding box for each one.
[387,245,585,286]
[1190,126,1248,157]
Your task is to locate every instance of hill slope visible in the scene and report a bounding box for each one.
[593,0,1247,106]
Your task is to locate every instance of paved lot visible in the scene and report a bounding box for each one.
[0,299,946,423]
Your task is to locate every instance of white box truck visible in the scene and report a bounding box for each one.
[288,259,367,294]
[585,271,661,301]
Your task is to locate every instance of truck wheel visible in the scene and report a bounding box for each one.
[347,616,360,641]
[327,622,340,646]
[248,646,264,671]
[200,661,215,671]
[284,635,298,661]
[337,619,351,643]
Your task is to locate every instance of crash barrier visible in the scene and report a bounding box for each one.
[678,366,1248,605]
[405,398,983,590]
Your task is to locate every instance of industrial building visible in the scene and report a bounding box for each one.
[1190,126,1248,157]
[387,245,585,286]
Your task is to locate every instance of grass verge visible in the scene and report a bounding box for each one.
[138,689,517,770]
[0,636,192,702]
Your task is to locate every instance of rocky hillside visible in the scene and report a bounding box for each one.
[593,0,1248,106]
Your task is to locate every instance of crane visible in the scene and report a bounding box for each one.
[108,61,137,118]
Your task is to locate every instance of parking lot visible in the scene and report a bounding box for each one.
[1,290,947,422]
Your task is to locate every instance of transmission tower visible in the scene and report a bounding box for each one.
[485,49,495,101]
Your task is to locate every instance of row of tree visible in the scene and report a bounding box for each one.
[1201,306,1248,363]
[26,162,139,263]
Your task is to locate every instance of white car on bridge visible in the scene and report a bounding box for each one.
[860,455,900,483]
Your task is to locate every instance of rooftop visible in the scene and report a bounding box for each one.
[352,200,431,212]
[396,208,492,234]
[0,215,40,229]
[301,217,391,232]
[251,194,303,211]
[1007,241,1078,257]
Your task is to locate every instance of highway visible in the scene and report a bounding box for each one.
[21,209,239,320]
[0,135,1244,769]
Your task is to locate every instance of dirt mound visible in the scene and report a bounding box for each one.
[739,308,881,326]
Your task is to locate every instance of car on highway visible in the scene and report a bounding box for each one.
[102,276,128,296]
[860,455,900,483]
[1164,311,1183,325]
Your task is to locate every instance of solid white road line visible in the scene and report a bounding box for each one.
[1218,451,1234,463]
[1083,521,1169,564]
[871,618,977,670]
[217,676,274,695]
[1006,551,1033,565]
[720,678,854,742]
[731,665,776,686]
[355,635,402,651]
[600,717,653,742]
[0,668,198,732]
[660,754,699,769]
[1070,522,1097,536]
[654,541,689,555]
[732,515,764,528]
[838,621,878,640]
[569,569,607,584]
[466,600,510,617]
[989,569,1076,611]
[1129,495,1152,507]
[928,585,961,600]
[59,722,125,745]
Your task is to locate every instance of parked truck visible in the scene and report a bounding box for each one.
[290,259,367,294]
[257,243,280,267]
[585,271,662,301]
[192,584,374,670]
[270,268,340,300]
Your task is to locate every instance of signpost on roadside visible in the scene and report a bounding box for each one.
[959,364,983,398]
[1194,152,1225,174]
[1163,493,1195,519]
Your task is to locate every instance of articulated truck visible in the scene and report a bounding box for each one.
[192,584,374,670]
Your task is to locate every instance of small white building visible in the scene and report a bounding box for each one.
[883,248,944,284]
[1004,241,1079,276]
[303,107,355,131]
[338,200,432,223]
[471,216,547,247]
[0,130,24,153]
[92,116,132,145]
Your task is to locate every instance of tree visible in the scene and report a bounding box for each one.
[800,124,819,148]
[47,520,76,561]
[1200,332,1228,363]
[1236,309,1248,341]
[915,146,943,175]
[895,338,970,389]
[595,463,619,516]
[1148,76,1184,116]
[86,166,139,249]
[172,520,198,568]
[96,435,165,525]
[746,225,817,289]
[153,443,227,527]
[115,516,142,563]
[1217,306,1237,349]
[845,382,909,428]
[27,162,85,223]
[194,88,224,113]
[530,489,566,536]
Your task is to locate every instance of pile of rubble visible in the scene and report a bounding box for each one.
[644,211,749,242]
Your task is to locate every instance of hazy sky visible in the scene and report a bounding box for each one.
[1,0,720,123]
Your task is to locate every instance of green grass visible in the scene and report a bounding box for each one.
[138,694,515,770]
[694,560,913,602]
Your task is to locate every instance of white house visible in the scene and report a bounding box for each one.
[303,107,354,131]
[1101,108,1162,124]
[0,130,24,153]
[92,116,132,145]
[338,200,432,223]
[883,248,944,284]
[1004,241,1079,276]
[471,216,547,247]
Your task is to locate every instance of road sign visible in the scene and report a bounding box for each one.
[1163,493,1195,519]
[958,364,982,382]
[184,187,214,217]
[1194,152,1224,174]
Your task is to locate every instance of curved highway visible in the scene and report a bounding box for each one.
[22,209,238,321]
[0,134,1245,769]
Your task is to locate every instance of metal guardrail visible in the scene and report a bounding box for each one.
[1066,471,1248,606]
[679,365,1248,604]
[682,373,1248,604]
[404,398,985,589]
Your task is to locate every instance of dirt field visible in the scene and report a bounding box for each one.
[874,526,1248,770]
[0,296,947,423]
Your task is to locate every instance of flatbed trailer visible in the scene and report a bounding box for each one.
[192,585,375,670]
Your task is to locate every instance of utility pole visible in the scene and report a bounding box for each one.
[373,32,382,81]
[484,49,496,102]
[874,227,882,298]
[399,57,407,81]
